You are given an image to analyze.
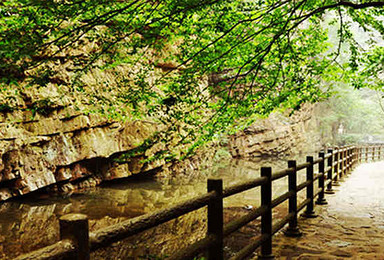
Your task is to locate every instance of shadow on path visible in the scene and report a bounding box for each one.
[270,162,384,259]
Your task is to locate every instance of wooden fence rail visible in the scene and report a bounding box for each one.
[14,145,384,260]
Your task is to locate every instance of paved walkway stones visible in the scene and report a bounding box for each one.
[266,162,384,259]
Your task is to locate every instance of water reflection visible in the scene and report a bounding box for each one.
[0,156,315,259]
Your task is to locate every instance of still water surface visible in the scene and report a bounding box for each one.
[0,156,314,259]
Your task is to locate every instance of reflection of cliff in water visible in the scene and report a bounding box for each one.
[0,156,311,259]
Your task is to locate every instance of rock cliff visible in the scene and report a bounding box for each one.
[0,102,321,202]
[0,107,164,202]
[228,105,321,158]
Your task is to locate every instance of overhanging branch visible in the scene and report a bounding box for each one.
[339,1,384,9]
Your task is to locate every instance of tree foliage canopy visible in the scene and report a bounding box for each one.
[317,83,384,144]
[2,0,384,159]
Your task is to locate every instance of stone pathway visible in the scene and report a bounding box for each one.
[270,161,384,259]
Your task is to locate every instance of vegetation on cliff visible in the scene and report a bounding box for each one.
[1,0,384,160]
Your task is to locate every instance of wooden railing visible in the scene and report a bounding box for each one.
[14,145,384,260]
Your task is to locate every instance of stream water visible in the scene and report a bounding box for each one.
[0,156,315,259]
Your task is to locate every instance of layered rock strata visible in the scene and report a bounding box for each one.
[0,108,162,202]
[0,103,321,202]
[228,105,321,158]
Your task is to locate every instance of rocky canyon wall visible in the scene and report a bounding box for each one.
[228,104,322,158]
[0,108,164,202]
[0,103,322,202]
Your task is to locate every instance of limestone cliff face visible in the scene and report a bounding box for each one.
[0,103,321,202]
[228,105,322,158]
[0,107,164,201]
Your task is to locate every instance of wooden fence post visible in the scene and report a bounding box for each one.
[303,156,317,218]
[333,149,340,186]
[346,149,349,173]
[359,147,364,164]
[325,149,335,194]
[59,214,90,260]
[316,152,327,205]
[207,179,224,260]
[259,167,274,259]
[284,161,302,237]
[373,146,376,162]
[346,148,350,173]
[352,147,355,167]
[357,147,360,165]
[344,149,348,175]
[361,147,364,163]
[339,149,344,180]
[349,148,353,171]
[356,147,359,166]
[366,147,369,162]
[340,149,345,179]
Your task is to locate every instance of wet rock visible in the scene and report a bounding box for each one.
[0,189,13,201]
[296,254,330,260]
[326,240,352,247]
[331,249,353,257]
[0,115,161,201]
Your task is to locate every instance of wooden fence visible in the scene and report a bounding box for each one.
[14,145,384,260]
